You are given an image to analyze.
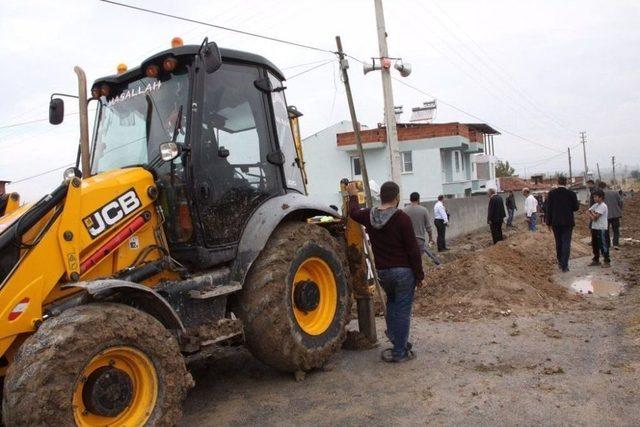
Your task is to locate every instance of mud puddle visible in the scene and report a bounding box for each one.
[570,275,625,297]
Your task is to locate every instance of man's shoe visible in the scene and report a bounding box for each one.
[382,349,416,363]
[588,260,600,267]
[392,349,416,363]
[562,267,570,272]
[602,261,611,269]
[614,246,620,251]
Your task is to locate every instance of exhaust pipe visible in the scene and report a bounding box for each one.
[74,66,91,178]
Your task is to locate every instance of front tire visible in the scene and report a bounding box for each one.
[237,222,351,373]
[2,303,192,427]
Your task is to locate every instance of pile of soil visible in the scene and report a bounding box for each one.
[414,229,591,320]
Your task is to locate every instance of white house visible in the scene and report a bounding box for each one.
[302,121,500,207]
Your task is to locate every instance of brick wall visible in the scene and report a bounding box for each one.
[336,122,475,146]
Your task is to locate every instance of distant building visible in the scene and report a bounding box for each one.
[302,121,500,206]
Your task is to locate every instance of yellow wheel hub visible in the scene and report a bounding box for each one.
[292,257,338,335]
[73,346,158,427]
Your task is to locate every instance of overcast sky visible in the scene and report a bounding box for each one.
[1,0,638,201]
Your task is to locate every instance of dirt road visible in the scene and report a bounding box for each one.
[182,196,640,426]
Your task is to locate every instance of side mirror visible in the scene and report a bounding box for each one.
[49,98,64,125]
[201,42,222,74]
[159,142,181,162]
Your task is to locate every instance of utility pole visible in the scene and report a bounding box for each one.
[335,36,373,208]
[596,162,602,182]
[374,0,402,187]
[580,131,588,179]
[611,156,616,186]
[335,36,377,343]
[567,147,573,180]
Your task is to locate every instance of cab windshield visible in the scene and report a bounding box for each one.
[91,66,190,174]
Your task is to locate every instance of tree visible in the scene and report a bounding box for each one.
[495,160,515,177]
[631,170,640,181]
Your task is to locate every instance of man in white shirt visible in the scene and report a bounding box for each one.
[587,189,610,268]
[523,188,538,231]
[433,195,448,252]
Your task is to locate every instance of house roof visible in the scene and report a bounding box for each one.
[0,180,10,184]
[465,123,501,135]
[336,122,496,147]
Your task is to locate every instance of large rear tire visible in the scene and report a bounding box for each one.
[237,222,351,373]
[2,303,192,427]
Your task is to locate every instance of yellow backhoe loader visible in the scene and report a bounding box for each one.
[0,38,373,426]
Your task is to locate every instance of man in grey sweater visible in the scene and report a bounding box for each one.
[403,192,438,264]
[601,182,623,250]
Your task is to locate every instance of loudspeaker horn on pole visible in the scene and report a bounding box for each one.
[394,60,412,77]
[363,61,377,75]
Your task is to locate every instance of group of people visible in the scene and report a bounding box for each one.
[344,177,625,364]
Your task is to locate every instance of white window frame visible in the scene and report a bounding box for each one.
[351,156,362,178]
[401,151,413,174]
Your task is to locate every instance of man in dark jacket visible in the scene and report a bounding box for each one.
[347,181,424,363]
[545,176,580,272]
[505,191,517,227]
[487,188,506,244]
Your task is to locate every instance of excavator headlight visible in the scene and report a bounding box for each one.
[162,57,178,72]
[160,142,180,162]
[100,84,111,97]
[145,64,160,78]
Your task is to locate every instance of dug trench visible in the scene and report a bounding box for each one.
[181,195,640,426]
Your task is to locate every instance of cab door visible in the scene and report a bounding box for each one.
[192,63,282,249]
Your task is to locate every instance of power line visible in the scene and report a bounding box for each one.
[397,0,576,138]
[344,52,564,153]
[287,60,335,80]
[389,75,565,154]
[10,163,74,184]
[99,0,336,55]
[0,117,49,131]
[282,58,336,71]
[408,0,577,135]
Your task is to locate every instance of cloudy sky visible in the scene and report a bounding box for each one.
[1,0,638,201]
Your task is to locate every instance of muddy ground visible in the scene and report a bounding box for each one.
[182,196,640,426]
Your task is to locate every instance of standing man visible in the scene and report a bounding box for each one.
[601,182,623,250]
[545,176,580,272]
[403,192,439,265]
[505,190,517,227]
[523,188,539,231]
[587,189,611,268]
[347,181,424,363]
[487,188,506,244]
[433,195,449,252]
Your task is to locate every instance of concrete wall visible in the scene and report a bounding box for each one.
[418,192,527,240]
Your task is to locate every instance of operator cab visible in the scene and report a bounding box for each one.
[84,39,306,269]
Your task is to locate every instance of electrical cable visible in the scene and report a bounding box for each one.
[345,53,564,153]
[99,0,336,55]
[10,163,74,184]
[286,60,335,80]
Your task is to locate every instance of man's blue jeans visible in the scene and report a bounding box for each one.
[528,213,537,231]
[507,208,515,226]
[377,267,416,359]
